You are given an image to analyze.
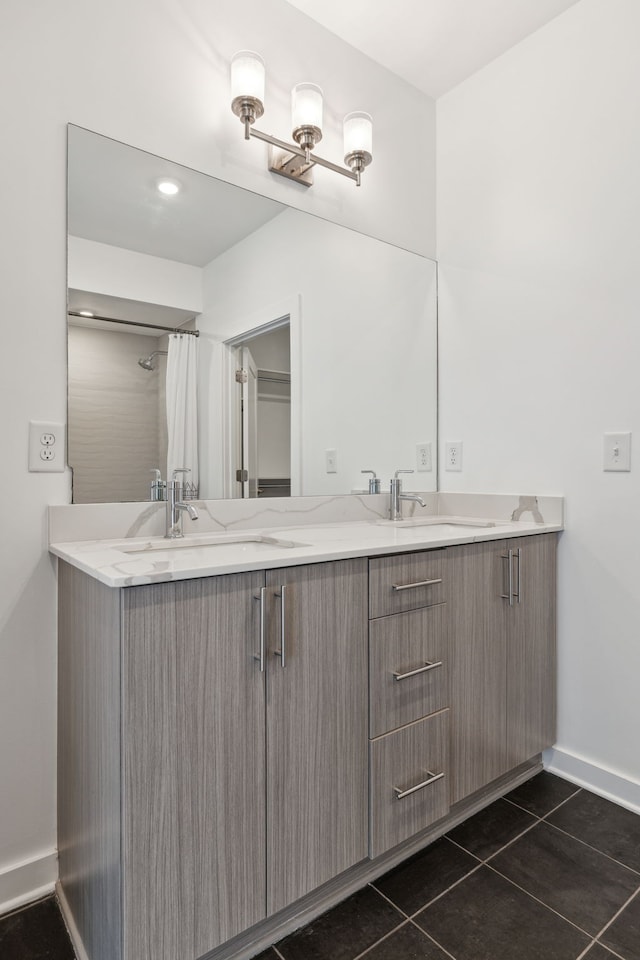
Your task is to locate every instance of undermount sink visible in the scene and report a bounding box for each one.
[378,516,497,530]
[120,533,307,558]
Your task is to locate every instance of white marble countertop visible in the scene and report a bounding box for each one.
[49,514,562,588]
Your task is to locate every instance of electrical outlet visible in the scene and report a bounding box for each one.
[445,441,463,472]
[325,448,338,473]
[29,420,66,473]
[416,442,432,472]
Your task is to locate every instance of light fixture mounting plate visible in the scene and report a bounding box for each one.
[268,146,314,187]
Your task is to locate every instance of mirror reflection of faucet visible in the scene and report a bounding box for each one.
[361,469,381,494]
[389,469,426,521]
[165,468,199,538]
[149,469,167,502]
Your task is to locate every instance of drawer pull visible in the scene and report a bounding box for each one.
[393,660,443,681]
[393,770,444,800]
[391,577,442,592]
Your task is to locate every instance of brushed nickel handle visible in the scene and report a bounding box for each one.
[393,770,444,800]
[392,578,442,592]
[393,660,443,681]
[514,548,521,604]
[274,584,287,668]
[252,587,266,671]
[501,551,514,606]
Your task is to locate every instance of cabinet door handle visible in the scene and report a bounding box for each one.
[253,587,267,671]
[391,577,442,592]
[393,770,444,800]
[501,551,514,606]
[393,660,443,681]
[273,584,287,668]
[514,548,521,604]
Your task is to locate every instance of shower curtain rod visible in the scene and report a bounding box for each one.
[67,311,199,337]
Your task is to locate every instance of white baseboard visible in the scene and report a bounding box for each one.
[544,746,640,815]
[0,849,57,917]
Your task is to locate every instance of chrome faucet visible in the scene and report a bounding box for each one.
[389,469,426,521]
[165,468,199,538]
[361,469,381,494]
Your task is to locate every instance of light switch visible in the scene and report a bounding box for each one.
[603,432,631,472]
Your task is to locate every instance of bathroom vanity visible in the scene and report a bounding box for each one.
[51,495,561,960]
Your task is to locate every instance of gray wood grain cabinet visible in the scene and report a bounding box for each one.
[58,557,368,960]
[449,534,557,805]
[368,550,450,857]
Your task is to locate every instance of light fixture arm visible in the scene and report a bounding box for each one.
[248,126,361,185]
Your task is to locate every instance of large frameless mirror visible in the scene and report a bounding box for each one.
[67,125,438,503]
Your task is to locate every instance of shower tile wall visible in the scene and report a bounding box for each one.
[68,326,168,503]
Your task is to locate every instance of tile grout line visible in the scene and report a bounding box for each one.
[350,919,420,960]
[407,919,459,960]
[540,818,640,878]
[502,783,583,820]
[590,883,640,950]
[483,861,595,939]
[405,862,485,919]
[366,882,411,920]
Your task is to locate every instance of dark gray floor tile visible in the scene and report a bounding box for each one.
[547,791,640,873]
[414,865,590,960]
[360,922,451,959]
[490,820,639,935]
[446,797,536,859]
[505,771,580,817]
[583,945,618,959]
[276,886,403,960]
[372,837,479,915]
[253,950,280,960]
[600,891,640,960]
[0,896,76,960]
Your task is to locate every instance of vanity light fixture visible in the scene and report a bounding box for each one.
[78,310,94,317]
[230,50,373,187]
[156,177,182,196]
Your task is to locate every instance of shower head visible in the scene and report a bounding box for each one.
[137,350,168,371]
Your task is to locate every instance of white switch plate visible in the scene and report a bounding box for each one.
[416,442,432,472]
[445,441,463,472]
[603,432,631,472]
[29,420,66,472]
[325,448,338,473]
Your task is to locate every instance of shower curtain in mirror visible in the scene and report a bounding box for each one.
[166,333,199,498]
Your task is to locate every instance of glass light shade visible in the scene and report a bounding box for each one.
[230,50,265,103]
[344,112,373,157]
[292,83,323,131]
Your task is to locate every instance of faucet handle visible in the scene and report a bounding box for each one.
[361,470,381,494]
[394,469,414,479]
[172,467,190,479]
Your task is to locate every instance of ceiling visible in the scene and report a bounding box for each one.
[284,0,581,98]
[68,126,285,268]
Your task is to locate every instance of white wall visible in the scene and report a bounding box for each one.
[0,0,435,910]
[200,208,438,498]
[437,0,640,806]
[68,237,203,313]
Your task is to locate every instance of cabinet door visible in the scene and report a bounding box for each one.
[449,541,509,804]
[265,559,368,915]
[506,534,557,767]
[122,572,266,960]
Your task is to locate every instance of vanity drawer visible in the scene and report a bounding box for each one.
[369,550,446,618]
[369,710,449,858]
[369,604,448,738]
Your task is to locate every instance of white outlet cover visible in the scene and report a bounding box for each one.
[29,420,66,473]
[445,441,463,472]
[416,442,432,472]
